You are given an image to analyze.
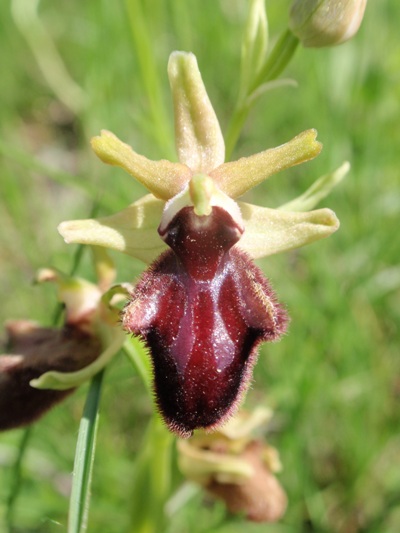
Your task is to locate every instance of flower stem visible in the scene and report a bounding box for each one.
[225,29,299,160]
[5,427,32,533]
[129,415,174,533]
[251,29,299,91]
[123,336,152,393]
[224,103,251,162]
[124,337,174,533]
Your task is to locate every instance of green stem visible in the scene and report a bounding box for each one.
[68,370,104,533]
[225,29,299,160]
[129,415,174,533]
[5,427,32,532]
[124,337,174,533]
[224,103,251,162]
[251,29,299,91]
[123,336,152,393]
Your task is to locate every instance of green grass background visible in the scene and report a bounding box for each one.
[1,0,399,532]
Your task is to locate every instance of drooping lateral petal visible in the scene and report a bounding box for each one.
[91,130,191,200]
[58,194,167,264]
[168,51,225,173]
[238,202,339,258]
[210,129,322,198]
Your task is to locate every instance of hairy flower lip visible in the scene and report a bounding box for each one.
[123,205,288,437]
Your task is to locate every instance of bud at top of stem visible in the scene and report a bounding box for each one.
[289,0,367,47]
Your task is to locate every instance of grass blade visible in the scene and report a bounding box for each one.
[5,427,32,533]
[68,370,104,533]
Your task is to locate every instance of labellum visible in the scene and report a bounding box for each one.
[123,200,288,437]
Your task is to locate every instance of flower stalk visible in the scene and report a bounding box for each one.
[129,415,174,533]
[225,25,299,159]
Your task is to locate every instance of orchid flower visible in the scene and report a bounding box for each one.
[177,407,287,522]
[58,52,344,437]
[0,249,125,430]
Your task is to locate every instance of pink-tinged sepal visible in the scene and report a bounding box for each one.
[123,206,288,437]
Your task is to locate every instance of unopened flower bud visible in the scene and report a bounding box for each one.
[289,0,367,47]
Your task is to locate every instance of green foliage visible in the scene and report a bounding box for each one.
[1,1,400,532]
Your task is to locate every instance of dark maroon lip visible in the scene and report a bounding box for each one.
[123,206,288,437]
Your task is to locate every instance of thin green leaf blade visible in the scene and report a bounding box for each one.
[68,370,104,533]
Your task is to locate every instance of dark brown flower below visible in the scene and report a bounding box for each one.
[0,320,101,430]
[207,440,287,522]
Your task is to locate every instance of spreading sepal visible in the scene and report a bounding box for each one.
[168,52,225,173]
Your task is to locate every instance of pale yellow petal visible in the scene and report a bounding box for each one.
[91,130,191,200]
[238,201,339,258]
[211,129,322,198]
[177,439,253,486]
[168,51,225,173]
[58,195,167,264]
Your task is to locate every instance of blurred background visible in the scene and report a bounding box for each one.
[0,1,399,532]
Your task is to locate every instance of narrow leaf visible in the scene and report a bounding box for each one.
[68,370,104,533]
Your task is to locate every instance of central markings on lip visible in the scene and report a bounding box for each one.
[122,205,288,438]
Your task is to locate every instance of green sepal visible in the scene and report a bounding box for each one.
[238,202,339,258]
